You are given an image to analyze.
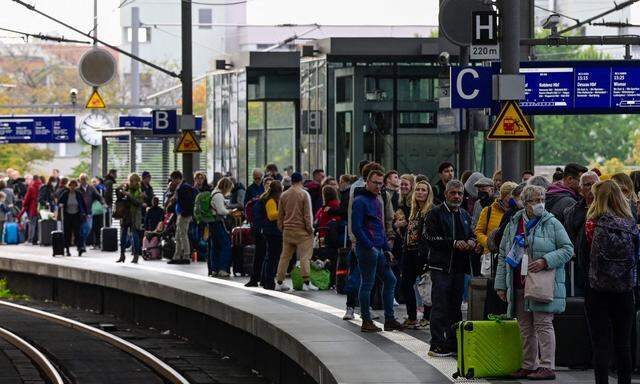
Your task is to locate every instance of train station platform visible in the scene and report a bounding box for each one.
[0,244,603,384]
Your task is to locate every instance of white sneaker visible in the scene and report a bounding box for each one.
[217,270,230,278]
[302,282,319,291]
[393,299,400,307]
[275,283,291,292]
[343,307,355,320]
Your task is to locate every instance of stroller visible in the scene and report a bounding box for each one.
[142,221,165,260]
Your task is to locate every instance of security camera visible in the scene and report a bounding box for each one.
[69,88,78,105]
[438,52,450,66]
[542,14,561,35]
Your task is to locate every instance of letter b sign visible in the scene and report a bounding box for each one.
[152,109,177,135]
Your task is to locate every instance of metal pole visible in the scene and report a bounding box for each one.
[459,45,474,173]
[500,0,522,182]
[181,0,194,184]
[91,0,100,178]
[131,7,140,112]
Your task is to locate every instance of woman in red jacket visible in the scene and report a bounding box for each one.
[314,185,342,287]
[17,175,42,245]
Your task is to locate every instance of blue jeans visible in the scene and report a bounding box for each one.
[81,214,92,245]
[355,245,396,322]
[120,225,141,256]
[261,233,282,289]
[208,221,231,273]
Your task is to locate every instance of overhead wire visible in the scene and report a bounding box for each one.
[0,26,91,44]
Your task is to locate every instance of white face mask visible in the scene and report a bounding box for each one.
[532,203,545,217]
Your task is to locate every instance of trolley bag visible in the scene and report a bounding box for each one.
[100,212,118,252]
[231,225,254,275]
[241,245,255,276]
[335,248,351,294]
[3,222,19,245]
[38,219,57,246]
[554,297,592,369]
[51,213,64,257]
[453,319,523,379]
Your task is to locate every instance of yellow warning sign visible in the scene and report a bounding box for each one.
[85,89,106,109]
[487,100,535,141]
[175,130,202,153]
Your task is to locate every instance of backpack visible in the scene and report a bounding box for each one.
[244,197,259,224]
[590,213,639,293]
[194,191,219,224]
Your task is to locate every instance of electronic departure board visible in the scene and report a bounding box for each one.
[489,61,640,115]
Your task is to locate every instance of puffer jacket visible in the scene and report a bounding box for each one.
[475,200,507,254]
[494,210,573,317]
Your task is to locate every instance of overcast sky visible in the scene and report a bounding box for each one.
[0,0,438,45]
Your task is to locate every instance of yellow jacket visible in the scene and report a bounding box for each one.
[474,200,507,254]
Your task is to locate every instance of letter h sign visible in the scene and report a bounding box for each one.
[472,11,498,45]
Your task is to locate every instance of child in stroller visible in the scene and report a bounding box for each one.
[142,221,165,260]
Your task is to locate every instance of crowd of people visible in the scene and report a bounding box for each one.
[3,160,640,383]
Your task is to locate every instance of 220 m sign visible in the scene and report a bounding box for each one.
[470,44,500,61]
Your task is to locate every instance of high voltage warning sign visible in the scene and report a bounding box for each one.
[175,130,202,153]
[487,100,535,141]
[85,89,106,109]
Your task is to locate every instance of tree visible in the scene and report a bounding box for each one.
[532,36,640,165]
[0,144,54,172]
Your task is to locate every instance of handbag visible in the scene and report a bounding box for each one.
[524,268,556,303]
[416,272,432,306]
[522,230,555,303]
[480,253,493,278]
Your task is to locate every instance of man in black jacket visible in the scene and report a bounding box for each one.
[562,171,599,297]
[168,171,195,265]
[425,179,479,357]
[103,169,118,226]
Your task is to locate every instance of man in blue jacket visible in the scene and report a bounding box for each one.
[168,171,195,265]
[425,179,479,357]
[351,169,404,333]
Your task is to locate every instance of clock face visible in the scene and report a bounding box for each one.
[80,113,111,146]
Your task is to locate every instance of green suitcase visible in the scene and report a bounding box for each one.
[453,319,523,379]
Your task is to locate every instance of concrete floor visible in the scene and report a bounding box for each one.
[0,243,632,383]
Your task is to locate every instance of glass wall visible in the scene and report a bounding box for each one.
[300,59,327,175]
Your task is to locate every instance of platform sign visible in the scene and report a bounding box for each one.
[451,61,640,115]
[0,115,75,143]
[119,115,202,131]
[175,130,201,153]
[470,11,499,61]
[487,101,534,141]
[450,66,494,108]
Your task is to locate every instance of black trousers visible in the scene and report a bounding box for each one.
[63,212,83,251]
[251,228,266,281]
[585,287,634,384]
[430,270,465,350]
[92,214,104,247]
[401,248,425,321]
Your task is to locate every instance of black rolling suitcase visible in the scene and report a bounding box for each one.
[38,219,57,246]
[554,296,592,368]
[101,213,118,252]
[335,248,350,294]
[51,214,64,257]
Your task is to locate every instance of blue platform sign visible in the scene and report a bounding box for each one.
[451,61,640,115]
[0,115,75,144]
[450,66,494,108]
[119,114,202,134]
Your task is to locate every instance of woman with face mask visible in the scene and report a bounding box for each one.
[495,185,573,380]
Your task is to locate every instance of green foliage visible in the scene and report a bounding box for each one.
[69,146,92,179]
[0,279,29,301]
[533,35,639,165]
[0,144,54,173]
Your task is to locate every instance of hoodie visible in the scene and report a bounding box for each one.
[545,182,578,223]
[351,188,389,251]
